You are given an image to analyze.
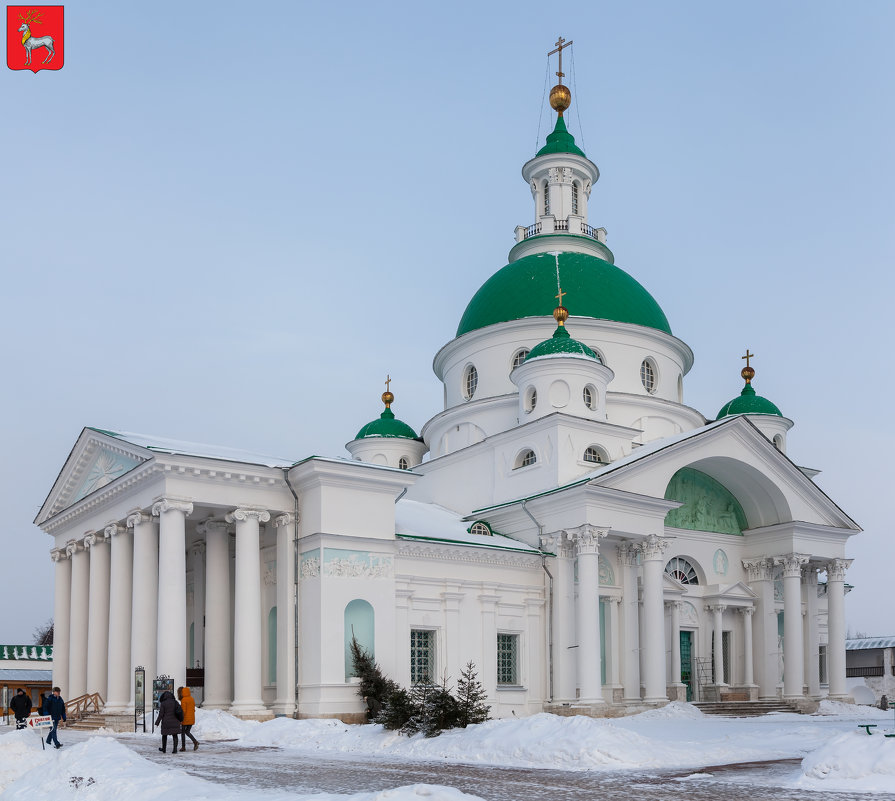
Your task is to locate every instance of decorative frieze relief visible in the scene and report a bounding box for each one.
[398,541,543,570]
[299,549,320,578]
[323,548,392,578]
[680,601,699,626]
[616,542,639,567]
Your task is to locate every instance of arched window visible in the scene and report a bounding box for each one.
[773,434,784,452]
[514,449,537,469]
[543,181,550,215]
[640,359,657,394]
[463,364,478,400]
[268,607,277,684]
[469,521,492,536]
[572,182,579,215]
[665,557,699,585]
[583,446,608,465]
[398,456,409,470]
[582,384,598,411]
[512,348,530,371]
[524,386,537,413]
[677,374,683,403]
[344,599,375,681]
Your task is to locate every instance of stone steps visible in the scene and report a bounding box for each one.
[66,714,107,730]
[694,700,802,717]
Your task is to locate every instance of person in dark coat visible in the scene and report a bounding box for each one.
[10,689,32,729]
[42,687,66,748]
[154,690,182,753]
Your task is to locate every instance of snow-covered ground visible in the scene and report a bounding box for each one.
[2,701,895,799]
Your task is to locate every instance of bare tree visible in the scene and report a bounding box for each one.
[33,619,53,645]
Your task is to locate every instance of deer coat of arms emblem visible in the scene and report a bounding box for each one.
[7,5,64,72]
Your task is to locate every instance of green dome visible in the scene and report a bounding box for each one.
[526,324,599,361]
[457,251,672,337]
[717,382,783,419]
[536,116,586,158]
[355,407,419,440]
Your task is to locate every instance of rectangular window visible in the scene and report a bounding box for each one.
[497,633,519,685]
[722,630,731,684]
[572,183,579,215]
[819,645,828,685]
[410,629,435,684]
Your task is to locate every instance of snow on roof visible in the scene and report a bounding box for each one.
[94,428,297,468]
[395,499,538,552]
[846,636,895,650]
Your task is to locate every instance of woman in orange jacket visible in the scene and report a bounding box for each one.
[178,687,199,751]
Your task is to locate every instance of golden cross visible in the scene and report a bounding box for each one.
[556,286,566,307]
[741,349,754,368]
[548,36,573,83]
[385,375,391,392]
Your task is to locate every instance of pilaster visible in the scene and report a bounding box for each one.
[272,513,296,717]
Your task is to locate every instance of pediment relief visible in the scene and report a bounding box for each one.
[37,430,150,523]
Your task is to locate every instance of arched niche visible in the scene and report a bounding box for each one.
[344,599,375,681]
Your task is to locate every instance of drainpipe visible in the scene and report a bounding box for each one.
[281,468,300,718]
[522,500,553,702]
[395,487,408,504]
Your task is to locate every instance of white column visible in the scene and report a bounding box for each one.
[227,506,270,716]
[190,541,206,669]
[826,558,852,700]
[128,511,158,710]
[85,530,111,698]
[104,523,133,713]
[202,520,232,709]
[51,549,72,699]
[67,538,89,698]
[707,604,726,685]
[541,532,575,702]
[572,526,607,704]
[153,498,193,688]
[272,513,296,716]
[639,535,668,703]
[803,566,820,698]
[741,607,755,686]
[778,553,809,699]
[608,597,621,691]
[669,601,682,688]
[743,558,777,699]
[618,543,641,703]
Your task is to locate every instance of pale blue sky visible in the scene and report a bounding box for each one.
[1,1,892,642]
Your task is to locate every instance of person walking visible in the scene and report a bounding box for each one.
[10,689,32,730]
[178,687,199,751]
[43,687,66,748]
[154,690,182,754]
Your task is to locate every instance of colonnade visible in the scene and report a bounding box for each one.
[537,529,851,706]
[50,498,297,718]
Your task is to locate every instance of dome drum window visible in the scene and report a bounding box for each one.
[524,386,537,414]
[583,445,608,465]
[468,521,493,537]
[514,449,537,469]
[582,384,598,411]
[463,364,478,400]
[571,182,579,215]
[640,358,657,394]
[398,457,409,470]
[511,348,530,371]
[665,557,699,585]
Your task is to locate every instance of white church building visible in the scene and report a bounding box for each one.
[36,55,859,724]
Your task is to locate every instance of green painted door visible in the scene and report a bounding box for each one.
[680,631,693,701]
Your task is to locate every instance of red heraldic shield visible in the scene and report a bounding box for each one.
[7,5,63,72]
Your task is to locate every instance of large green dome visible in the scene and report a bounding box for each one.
[457,251,672,337]
[717,382,783,419]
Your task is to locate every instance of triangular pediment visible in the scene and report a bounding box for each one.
[704,580,757,602]
[588,417,858,532]
[35,428,151,525]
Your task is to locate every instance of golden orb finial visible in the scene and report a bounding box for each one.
[741,349,755,384]
[382,375,394,408]
[553,305,569,325]
[549,84,572,116]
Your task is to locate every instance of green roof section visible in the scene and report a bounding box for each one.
[536,115,587,158]
[456,251,672,337]
[717,381,783,419]
[526,323,599,362]
[355,407,419,440]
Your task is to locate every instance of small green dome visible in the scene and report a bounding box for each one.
[536,116,586,158]
[457,251,672,337]
[355,407,419,440]
[526,323,599,362]
[717,382,783,419]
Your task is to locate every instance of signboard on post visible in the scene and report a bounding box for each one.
[134,667,146,733]
[27,714,53,750]
[151,676,174,733]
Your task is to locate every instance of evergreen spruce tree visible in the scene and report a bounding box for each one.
[349,636,398,721]
[376,686,414,730]
[455,661,490,727]
[401,679,433,736]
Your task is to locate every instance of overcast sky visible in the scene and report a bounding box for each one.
[1,1,892,643]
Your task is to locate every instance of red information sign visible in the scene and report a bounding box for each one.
[27,715,53,729]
